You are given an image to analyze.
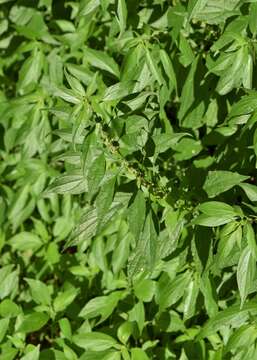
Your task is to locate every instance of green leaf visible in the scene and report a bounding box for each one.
[96,175,116,229]
[216,47,247,95]
[198,300,257,339]
[84,48,120,78]
[112,222,132,274]
[183,275,199,320]
[0,318,9,342]
[18,312,49,333]
[244,222,257,259]
[18,48,43,93]
[79,0,101,16]
[239,183,257,202]
[20,346,40,360]
[128,301,145,335]
[0,269,19,299]
[25,278,51,306]
[249,2,257,36]
[224,325,257,355]
[72,332,117,351]
[79,350,120,360]
[193,214,235,227]
[203,171,249,198]
[156,271,191,312]
[153,133,190,154]
[237,246,256,307]
[131,348,149,360]
[179,33,195,67]
[188,0,209,20]
[46,174,87,194]
[134,278,156,303]
[159,49,177,93]
[79,291,124,324]
[53,87,82,104]
[127,190,146,242]
[194,201,238,226]
[9,232,42,251]
[145,48,163,86]
[0,299,21,318]
[198,201,238,217]
[117,0,127,34]
[103,81,135,101]
[87,152,106,198]
[53,288,79,313]
[200,272,218,318]
[191,0,241,24]
[128,210,158,278]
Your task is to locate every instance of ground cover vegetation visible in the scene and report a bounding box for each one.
[1,0,257,358]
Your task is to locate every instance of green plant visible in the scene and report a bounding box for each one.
[1,0,257,359]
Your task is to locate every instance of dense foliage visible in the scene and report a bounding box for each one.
[2,0,257,358]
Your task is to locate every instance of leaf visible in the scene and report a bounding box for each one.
[198,300,257,339]
[79,291,124,324]
[9,232,42,251]
[193,214,235,227]
[84,48,120,78]
[131,348,150,360]
[179,33,195,67]
[249,2,257,36]
[194,201,239,226]
[46,174,87,194]
[117,0,127,34]
[188,0,209,20]
[152,133,190,154]
[160,49,177,93]
[200,272,218,318]
[112,223,132,274]
[237,246,256,307]
[53,288,79,312]
[87,152,106,198]
[18,312,49,333]
[53,87,82,104]
[145,48,163,86]
[25,279,51,306]
[228,93,257,120]
[79,350,120,360]
[224,325,257,355]
[198,201,237,217]
[156,271,191,312]
[128,301,145,335]
[244,222,257,259]
[67,205,98,248]
[177,56,199,122]
[0,269,19,299]
[65,68,85,96]
[0,299,21,318]
[72,332,117,351]
[203,171,249,198]
[216,47,246,95]
[127,190,146,242]
[0,318,9,342]
[79,0,100,16]
[134,278,155,303]
[191,0,241,24]
[96,175,116,229]
[20,346,40,360]
[183,275,199,320]
[18,48,43,93]
[103,81,135,101]
[239,183,257,202]
[128,210,158,278]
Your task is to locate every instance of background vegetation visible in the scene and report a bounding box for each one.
[1,0,257,359]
